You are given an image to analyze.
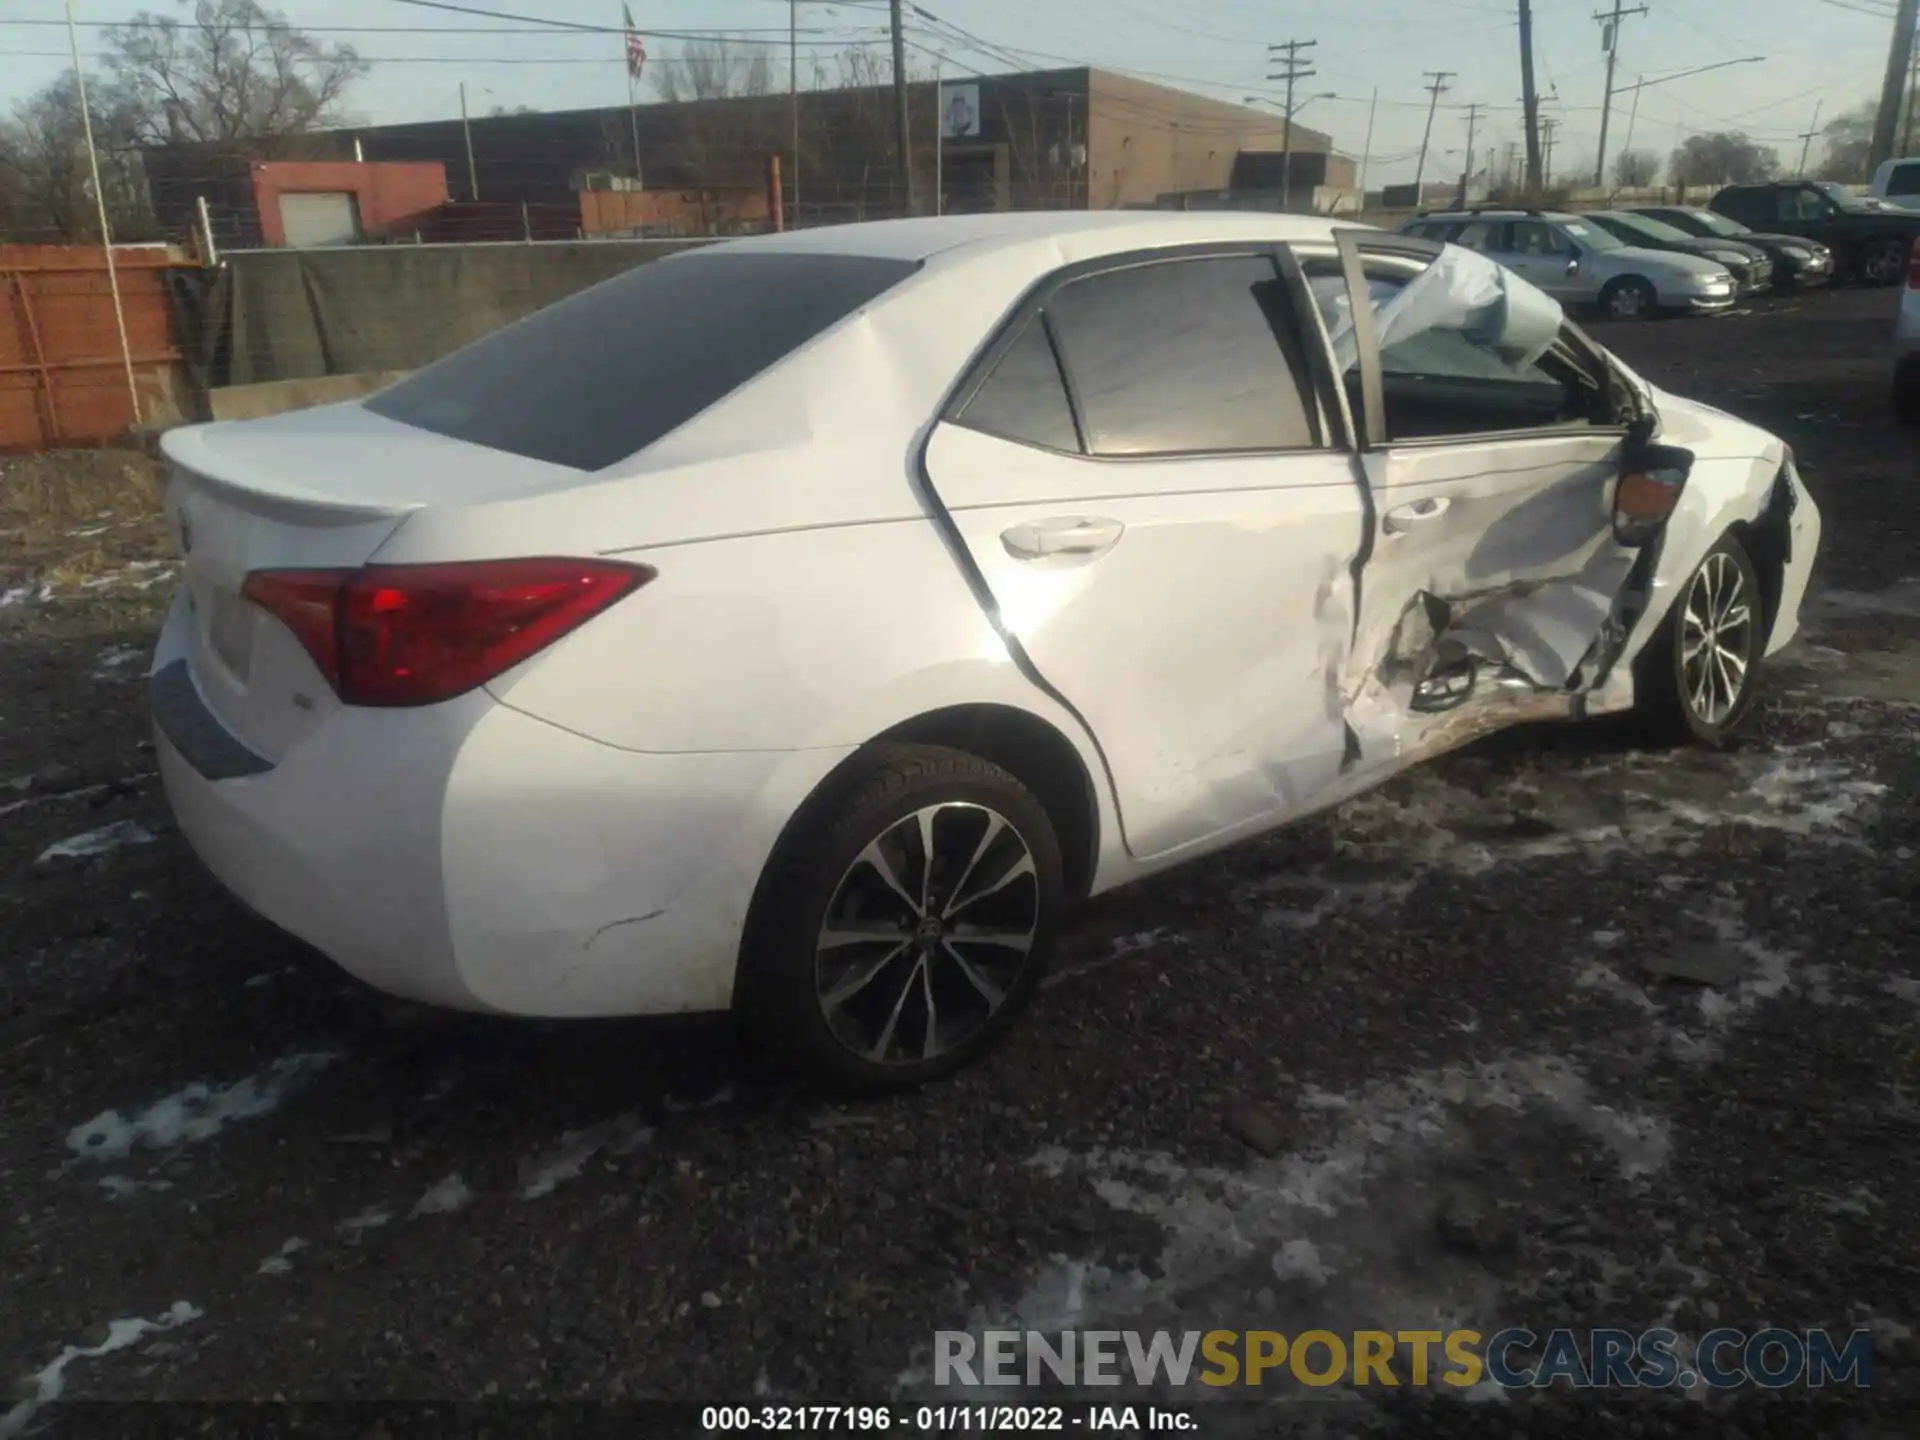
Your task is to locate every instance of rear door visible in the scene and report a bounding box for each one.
[1300,231,1645,770]
[921,247,1366,861]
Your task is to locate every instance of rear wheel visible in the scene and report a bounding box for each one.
[1634,534,1764,747]
[737,744,1064,1093]
[1600,276,1659,321]
[1859,239,1909,286]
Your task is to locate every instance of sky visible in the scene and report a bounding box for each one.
[0,0,1907,186]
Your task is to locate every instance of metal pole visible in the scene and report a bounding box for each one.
[460,82,479,200]
[1358,87,1377,202]
[889,0,913,215]
[1620,79,1642,173]
[195,194,218,266]
[628,67,642,189]
[65,0,140,430]
[1905,43,1918,153]
[934,63,943,216]
[790,0,800,224]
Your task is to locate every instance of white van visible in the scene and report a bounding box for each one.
[1869,157,1920,211]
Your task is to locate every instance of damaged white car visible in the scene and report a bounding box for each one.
[151,213,1819,1092]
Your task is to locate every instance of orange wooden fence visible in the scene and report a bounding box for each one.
[1,243,194,452]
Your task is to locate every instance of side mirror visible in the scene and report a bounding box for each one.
[1614,440,1693,547]
[1566,257,1581,275]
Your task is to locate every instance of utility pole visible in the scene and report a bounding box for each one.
[1870,0,1919,170]
[888,0,913,215]
[1268,38,1318,211]
[1796,101,1824,178]
[790,0,800,224]
[1519,0,1543,193]
[1414,70,1454,198]
[1357,86,1379,203]
[1541,115,1560,188]
[459,81,479,200]
[1906,43,1918,153]
[1593,0,1649,187]
[1459,101,1482,206]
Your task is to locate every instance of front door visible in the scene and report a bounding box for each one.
[1302,232,1648,770]
[921,248,1367,861]
[1497,218,1585,301]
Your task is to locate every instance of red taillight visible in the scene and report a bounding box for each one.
[242,558,652,707]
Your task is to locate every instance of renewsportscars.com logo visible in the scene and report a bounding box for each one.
[933,1328,1875,1392]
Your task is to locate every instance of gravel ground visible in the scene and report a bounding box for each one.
[1,286,1915,1439]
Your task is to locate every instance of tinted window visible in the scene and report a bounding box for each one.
[1714,189,1767,225]
[958,317,1080,452]
[365,251,920,470]
[1887,163,1920,197]
[1307,257,1598,441]
[1778,187,1831,222]
[1452,221,1497,250]
[1044,256,1319,455]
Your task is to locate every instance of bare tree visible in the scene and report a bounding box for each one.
[651,39,776,105]
[1611,148,1660,188]
[0,75,153,242]
[1668,132,1780,189]
[101,0,366,153]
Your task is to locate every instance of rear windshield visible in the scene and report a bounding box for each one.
[365,250,921,470]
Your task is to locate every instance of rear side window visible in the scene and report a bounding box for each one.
[365,251,920,470]
[1714,188,1765,224]
[1888,163,1920,197]
[1043,255,1319,455]
[957,316,1080,452]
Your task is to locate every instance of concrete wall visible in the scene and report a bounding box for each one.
[250,161,450,246]
[1086,73,1334,209]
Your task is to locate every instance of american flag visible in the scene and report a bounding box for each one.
[622,5,646,79]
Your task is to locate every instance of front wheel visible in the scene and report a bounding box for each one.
[1600,276,1659,321]
[737,743,1064,1093]
[1858,239,1908,286]
[1633,534,1765,747]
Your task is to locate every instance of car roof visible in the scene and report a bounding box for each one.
[700,210,1360,267]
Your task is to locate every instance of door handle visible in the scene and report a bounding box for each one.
[1383,496,1451,534]
[1000,516,1126,560]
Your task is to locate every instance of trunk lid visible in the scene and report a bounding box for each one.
[157,404,574,761]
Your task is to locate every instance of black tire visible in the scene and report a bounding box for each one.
[1599,276,1659,321]
[1858,238,1909,287]
[736,743,1064,1094]
[1633,533,1765,747]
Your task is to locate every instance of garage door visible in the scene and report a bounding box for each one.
[279,191,363,248]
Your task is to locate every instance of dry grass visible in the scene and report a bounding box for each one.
[0,448,172,604]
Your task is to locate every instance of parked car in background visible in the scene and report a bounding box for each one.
[1709,181,1920,284]
[1868,156,1920,212]
[1583,210,1774,294]
[149,212,1819,1090]
[1625,204,1834,289]
[1400,208,1736,319]
[1896,236,1920,425]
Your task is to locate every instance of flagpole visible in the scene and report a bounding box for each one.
[623,5,642,188]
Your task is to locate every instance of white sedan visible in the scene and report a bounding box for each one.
[152,213,1820,1091]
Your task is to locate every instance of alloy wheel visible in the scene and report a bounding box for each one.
[1862,243,1906,285]
[813,803,1040,1067]
[1680,550,1755,727]
[1607,283,1649,319]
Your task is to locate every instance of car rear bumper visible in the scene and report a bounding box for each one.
[153,605,843,1018]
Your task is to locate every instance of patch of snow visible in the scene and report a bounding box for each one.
[1270,1238,1333,1289]
[1042,928,1191,990]
[90,646,144,680]
[257,1238,309,1276]
[66,1051,343,1164]
[0,1301,201,1440]
[96,1175,173,1200]
[338,1205,392,1242]
[36,821,156,865]
[518,1114,653,1199]
[1884,976,1920,1006]
[411,1174,473,1218]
